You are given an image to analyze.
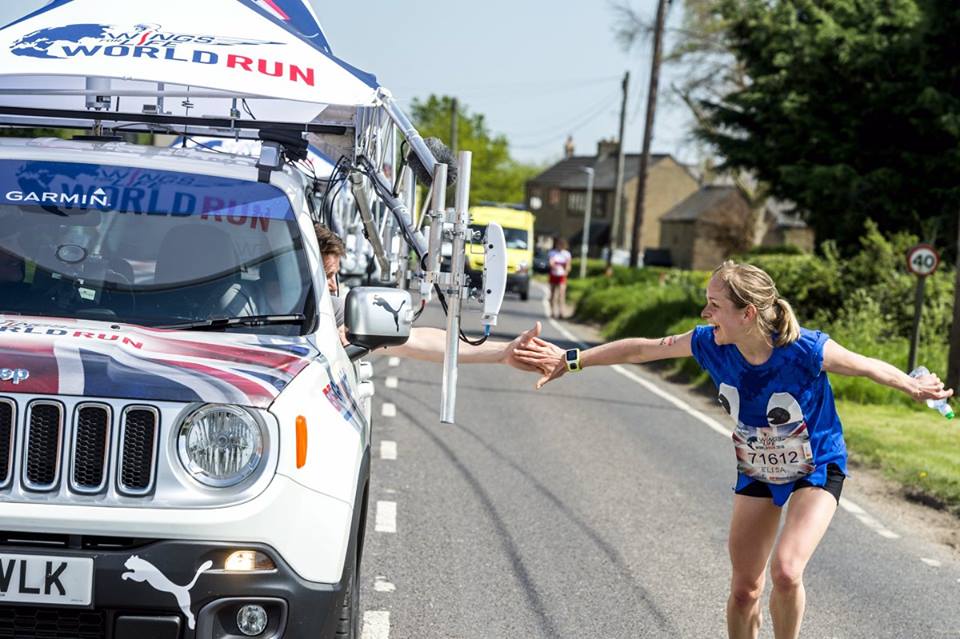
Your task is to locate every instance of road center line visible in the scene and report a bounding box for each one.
[380,440,397,460]
[381,403,396,418]
[373,576,396,592]
[375,500,396,533]
[535,282,900,540]
[388,357,400,367]
[385,376,398,389]
[361,611,390,639]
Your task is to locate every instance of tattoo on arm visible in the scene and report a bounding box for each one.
[658,335,676,347]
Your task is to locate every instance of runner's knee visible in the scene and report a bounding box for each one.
[729,575,764,608]
[769,557,804,591]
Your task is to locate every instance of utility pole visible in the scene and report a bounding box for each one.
[608,70,630,267]
[580,167,595,279]
[947,211,960,392]
[629,0,670,268]
[450,97,459,155]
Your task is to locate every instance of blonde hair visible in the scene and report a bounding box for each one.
[712,260,800,347]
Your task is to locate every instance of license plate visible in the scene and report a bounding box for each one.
[0,553,93,606]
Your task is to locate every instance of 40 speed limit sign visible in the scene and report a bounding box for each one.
[906,244,940,276]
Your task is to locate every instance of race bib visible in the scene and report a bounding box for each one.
[732,422,814,484]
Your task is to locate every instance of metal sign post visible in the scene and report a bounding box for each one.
[906,243,941,372]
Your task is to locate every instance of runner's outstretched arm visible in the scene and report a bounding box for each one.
[516,330,694,389]
[822,339,952,401]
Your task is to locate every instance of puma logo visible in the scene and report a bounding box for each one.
[121,555,212,629]
[373,295,406,331]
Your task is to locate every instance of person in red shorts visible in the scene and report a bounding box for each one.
[547,237,572,318]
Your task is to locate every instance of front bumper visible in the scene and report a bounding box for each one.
[0,538,345,639]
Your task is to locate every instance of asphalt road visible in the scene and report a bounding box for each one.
[358,282,960,639]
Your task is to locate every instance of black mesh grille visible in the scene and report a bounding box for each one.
[0,401,12,484]
[119,409,156,492]
[25,404,62,488]
[0,606,105,638]
[73,406,109,490]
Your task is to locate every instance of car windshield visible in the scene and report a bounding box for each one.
[468,224,529,250]
[0,159,313,335]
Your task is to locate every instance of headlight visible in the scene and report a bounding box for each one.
[177,405,264,487]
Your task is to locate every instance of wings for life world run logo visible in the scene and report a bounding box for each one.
[10,24,319,87]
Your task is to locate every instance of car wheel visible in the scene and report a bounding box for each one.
[520,287,529,301]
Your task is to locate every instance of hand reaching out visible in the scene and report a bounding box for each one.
[500,321,553,374]
[516,336,569,388]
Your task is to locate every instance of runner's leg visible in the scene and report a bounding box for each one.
[727,494,781,639]
[768,487,837,639]
[549,282,559,318]
[558,280,567,318]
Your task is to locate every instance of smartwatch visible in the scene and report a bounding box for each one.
[564,348,582,372]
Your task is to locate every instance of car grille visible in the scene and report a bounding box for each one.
[0,397,159,497]
[0,606,105,639]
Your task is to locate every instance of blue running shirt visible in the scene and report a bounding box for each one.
[690,325,847,506]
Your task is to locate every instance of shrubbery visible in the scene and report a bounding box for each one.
[571,220,955,406]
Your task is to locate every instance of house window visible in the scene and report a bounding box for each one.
[548,189,560,205]
[567,191,586,213]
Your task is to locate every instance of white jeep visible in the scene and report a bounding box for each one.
[0,135,410,638]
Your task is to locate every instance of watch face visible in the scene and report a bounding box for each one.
[565,349,577,362]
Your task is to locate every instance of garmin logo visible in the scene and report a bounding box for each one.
[0,368,29,385]
[5,188,109,207]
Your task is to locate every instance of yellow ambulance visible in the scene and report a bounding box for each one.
[466,204,535,301]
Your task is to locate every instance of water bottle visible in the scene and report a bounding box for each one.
[909,366,955,419]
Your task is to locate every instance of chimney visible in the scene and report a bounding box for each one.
[564,134,575,159]
[596,138,619,160]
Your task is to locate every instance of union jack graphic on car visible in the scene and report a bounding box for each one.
[0,316,318,407]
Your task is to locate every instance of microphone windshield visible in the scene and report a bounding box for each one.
[407,137,458,186]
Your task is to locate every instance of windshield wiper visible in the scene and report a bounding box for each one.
[157,314,308,331]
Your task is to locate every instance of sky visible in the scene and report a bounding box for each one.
[0,0,699,168]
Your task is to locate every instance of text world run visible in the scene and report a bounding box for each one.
[59,45,316,86]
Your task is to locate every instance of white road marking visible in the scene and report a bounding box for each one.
[380,441,397,460]
[535,281,902,542]
[388,357,400,367]
[920,557,942,567]
[373,576,396,592]
[381,403,396,418]
[361,611,390,639]
[375,501,396,533]
[385,376,398,389]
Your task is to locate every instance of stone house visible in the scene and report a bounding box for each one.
[524,140,700,256]
[659,185,814,271]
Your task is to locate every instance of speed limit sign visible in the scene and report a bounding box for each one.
[906,244,940,276]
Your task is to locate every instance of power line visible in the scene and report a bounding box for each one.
[505,88,620,142]
[509,90,621,150]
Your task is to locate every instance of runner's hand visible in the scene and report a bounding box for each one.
[911,371,954,402]
[516,336,568,387]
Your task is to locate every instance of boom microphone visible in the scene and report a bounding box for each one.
[407,137,458,187]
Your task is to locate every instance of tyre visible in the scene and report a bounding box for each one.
[520,286,529,301]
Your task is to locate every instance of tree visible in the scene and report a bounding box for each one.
[696,0,960,252]
[409,95,541,205]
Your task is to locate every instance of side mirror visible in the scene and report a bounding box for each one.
[344,287,412,358]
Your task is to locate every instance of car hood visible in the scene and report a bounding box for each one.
[0,316,318,407]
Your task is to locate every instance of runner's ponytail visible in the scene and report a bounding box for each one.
[772,297,800,347]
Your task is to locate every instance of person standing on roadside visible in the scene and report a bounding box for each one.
[515,260,952,639]
[547,237,572,319]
